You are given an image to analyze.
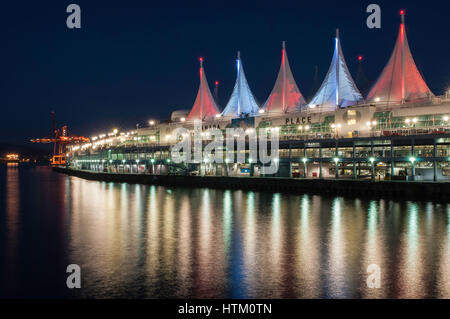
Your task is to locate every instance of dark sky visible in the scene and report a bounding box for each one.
[1,0,449,145]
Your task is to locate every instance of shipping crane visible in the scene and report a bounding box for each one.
[31,112,89,166]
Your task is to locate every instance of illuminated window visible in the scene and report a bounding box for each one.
[347,110,357,125]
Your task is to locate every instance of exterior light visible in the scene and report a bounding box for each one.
[150,159,155,163]
[149,120,155,125]
[302,157,307,163]
[180,117,186,122]
[409,157,416,163]
[136,159,139,163]
[405,118,410,124]
[122,160,126,163]
[248,158,253,163]
[225,158,230,163]
[412,118,418,123]
[109,160,112,163]
[165,134,171,139]
[358,56,363,61]
[309,104,316,109]
[274,158,279,163]
[375,97,380,102]
[337,124,342,128]
[366,121,371,127]
[333,157,339,163]
[331,124,336,128]
[369,157,375,163]
[444,116,449,121]
[113,129,118,134]
[304,125,310,130]
[215,114,221,118]
[258,109,265,114]
[372,121,377,126]
[166,159,171,163]
[298,125,303,130]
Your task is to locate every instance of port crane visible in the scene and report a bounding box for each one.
[31,112,89,166]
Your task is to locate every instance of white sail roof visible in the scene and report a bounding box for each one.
[367,12,434,105]
[309,29,363,111]
[262,41,306,113]
[187,58,221,121]
[221,52,260,117]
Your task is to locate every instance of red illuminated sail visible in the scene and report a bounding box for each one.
[367,12,433,104]
[263,41,306,113]
[187,58,221,121]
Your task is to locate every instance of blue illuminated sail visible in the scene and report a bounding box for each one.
[309,29,363,110]
[221,52,260,117]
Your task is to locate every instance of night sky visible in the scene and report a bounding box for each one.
[1,0,449,145]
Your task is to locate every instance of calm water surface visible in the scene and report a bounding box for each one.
[0,164,449,298]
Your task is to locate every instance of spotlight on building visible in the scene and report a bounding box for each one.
[149,120,155,126]
[180,117,186,122]
[259,109,265,114]
[216,114,222,118]
[375,97,381,102]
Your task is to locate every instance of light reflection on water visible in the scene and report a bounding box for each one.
[0,165,449,298]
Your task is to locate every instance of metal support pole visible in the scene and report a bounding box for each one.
[433,138,437,181]
[319,145,323,179]
[335,161,339,179]
[352,142,356,179]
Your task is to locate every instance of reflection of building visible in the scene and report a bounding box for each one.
[68,12,450,182]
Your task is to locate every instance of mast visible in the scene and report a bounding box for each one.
[236,51,241,116]
[199,57,204,120]
[214,81,219,104]
[282,41,286,112]
[400,10,406,104]
[335,29,340,108]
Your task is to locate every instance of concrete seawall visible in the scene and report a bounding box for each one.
[54,167,450,200]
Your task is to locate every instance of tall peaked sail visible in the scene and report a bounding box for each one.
[263,41,306,113]
[367,11,433,104]
[187,58,221,121]
[221,52,260,117]
[309,29,363,110]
